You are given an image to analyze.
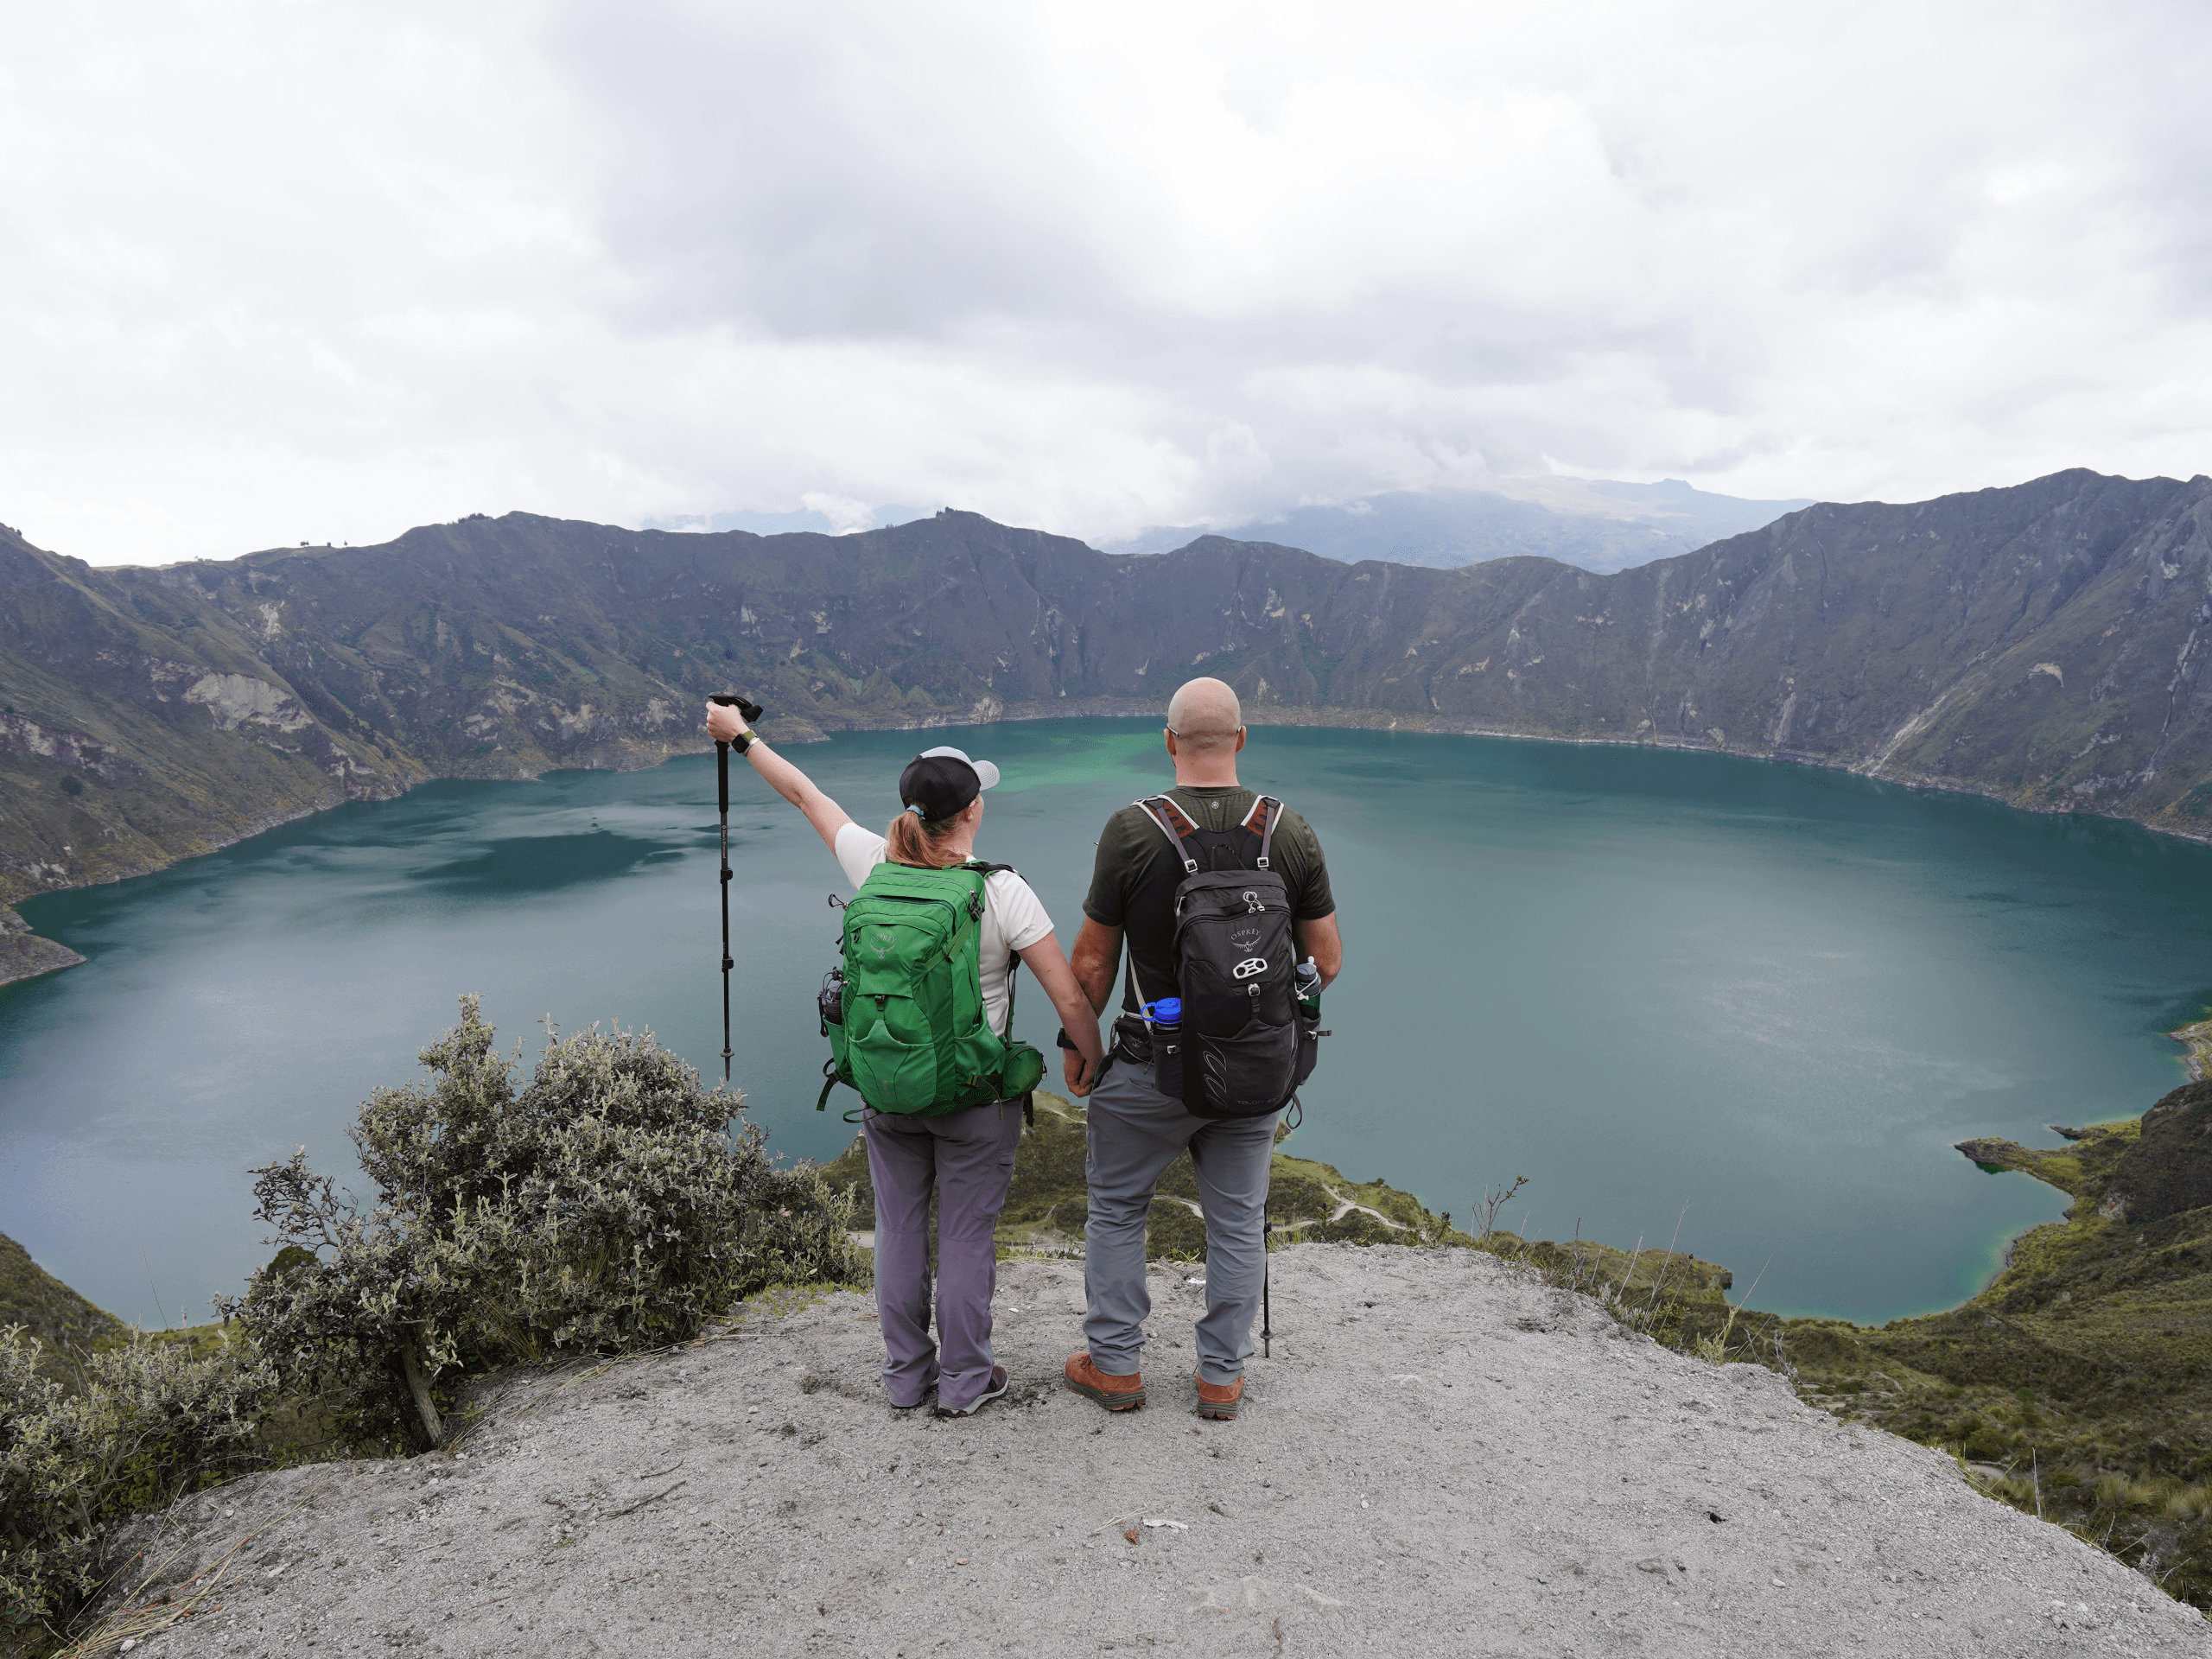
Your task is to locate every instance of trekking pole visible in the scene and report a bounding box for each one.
[1261,1216,1273,1357]
[708,694,765,1088]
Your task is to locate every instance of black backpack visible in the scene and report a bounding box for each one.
[1126,794,1322,1119]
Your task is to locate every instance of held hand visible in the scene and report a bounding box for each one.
[1064,1048,1098,1098]
[704,702,751,744]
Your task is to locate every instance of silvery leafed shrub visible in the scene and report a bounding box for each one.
[232,996,864,1449]
[0,1327,274,1641]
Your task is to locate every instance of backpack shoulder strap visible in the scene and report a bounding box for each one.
[1234,795,1287,870]
[1255,796,1284,872]
[1135,795,1199,874]
[963,861,1021,1028]
[1122,950,1160,1020]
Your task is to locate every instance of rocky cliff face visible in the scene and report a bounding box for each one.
[3,469,2210,933]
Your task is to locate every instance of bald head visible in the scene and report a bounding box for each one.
[1166,677,1243,754]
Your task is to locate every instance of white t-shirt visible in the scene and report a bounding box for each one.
[832,823,1054,1038]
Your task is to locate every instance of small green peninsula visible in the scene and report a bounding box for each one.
[1899,1077,2212,1591]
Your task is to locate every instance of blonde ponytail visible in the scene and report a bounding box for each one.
[886,808,969,868]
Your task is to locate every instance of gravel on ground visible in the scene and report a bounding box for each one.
[92,1244,2210,1657]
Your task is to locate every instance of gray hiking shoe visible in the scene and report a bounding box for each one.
[936,1365,1009,1419]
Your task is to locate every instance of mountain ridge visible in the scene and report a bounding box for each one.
[4,467,2211,977]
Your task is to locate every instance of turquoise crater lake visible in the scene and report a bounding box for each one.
[3,720,2209,1330]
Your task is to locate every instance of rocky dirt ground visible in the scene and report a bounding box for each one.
[90,1245,2209,1657]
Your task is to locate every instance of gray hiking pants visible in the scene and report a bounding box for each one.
[1083,1058,1279,1385]
[864,1097,1023,1412]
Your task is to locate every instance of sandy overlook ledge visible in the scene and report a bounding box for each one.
[97,1246,2207,1658]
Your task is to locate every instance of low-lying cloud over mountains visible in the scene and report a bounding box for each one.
[7,6,2212,564]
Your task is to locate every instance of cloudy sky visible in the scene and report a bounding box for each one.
[5,1,2210,565]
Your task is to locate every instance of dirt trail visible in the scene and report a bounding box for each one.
[100,1245,2208,1656]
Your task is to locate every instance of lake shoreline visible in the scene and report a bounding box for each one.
[7,712,2203,1333]
[8,701,2208,988]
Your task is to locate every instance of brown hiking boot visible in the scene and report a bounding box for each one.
[1194,1370,1244,1421]
[1064,1352,1145,1411]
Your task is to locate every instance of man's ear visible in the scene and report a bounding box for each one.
[1234,728,1248,753]
[1164,728,1179,759]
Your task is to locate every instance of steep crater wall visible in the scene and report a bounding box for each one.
[5,467,2212,974]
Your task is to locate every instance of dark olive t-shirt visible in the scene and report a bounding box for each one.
[1082,785,1336,1014]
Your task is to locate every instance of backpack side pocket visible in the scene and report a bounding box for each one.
[996,1039,1045,1100]
[1293,1014,1322,1090]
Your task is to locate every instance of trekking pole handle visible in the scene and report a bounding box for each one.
[709,692,766,721]
[709,696,760,816]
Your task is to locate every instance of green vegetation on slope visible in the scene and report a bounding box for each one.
[0,1236,122,1392]
[817,1093,1736,1308]
[818,1093,1491,1258]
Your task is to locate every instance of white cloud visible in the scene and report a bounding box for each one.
[3,0,2209,563]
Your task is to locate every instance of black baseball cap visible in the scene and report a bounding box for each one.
[898,746,1001,822]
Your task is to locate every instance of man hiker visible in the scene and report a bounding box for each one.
[1060,677,1343,1420]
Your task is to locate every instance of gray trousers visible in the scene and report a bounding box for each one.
[864,1098,1022,1412]
[1083,1057,1279,1385]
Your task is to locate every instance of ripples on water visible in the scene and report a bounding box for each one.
[3,719,2208,1328]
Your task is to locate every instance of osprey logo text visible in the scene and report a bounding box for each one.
[1232,957,1268,980]
[1229,924,1263,951]
[868,928,898,959]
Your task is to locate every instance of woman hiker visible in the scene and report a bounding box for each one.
[703,702,1104,1416]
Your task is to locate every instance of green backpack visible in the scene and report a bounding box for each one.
[815,860,1046,1117]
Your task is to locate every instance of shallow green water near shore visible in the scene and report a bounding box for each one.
[4,720,2209,1328]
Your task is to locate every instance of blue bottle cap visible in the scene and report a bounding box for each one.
[1147,997,1183,1025]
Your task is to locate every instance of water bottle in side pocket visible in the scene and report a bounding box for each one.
[1147,996,1183,1096]
[1292,960,1325,1090]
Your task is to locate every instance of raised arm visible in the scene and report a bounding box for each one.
[1015,932,1105,1097]
[704,702,851,854]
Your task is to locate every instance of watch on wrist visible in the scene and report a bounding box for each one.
[731,729,757,753]
[1055,1027,1080,1051]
